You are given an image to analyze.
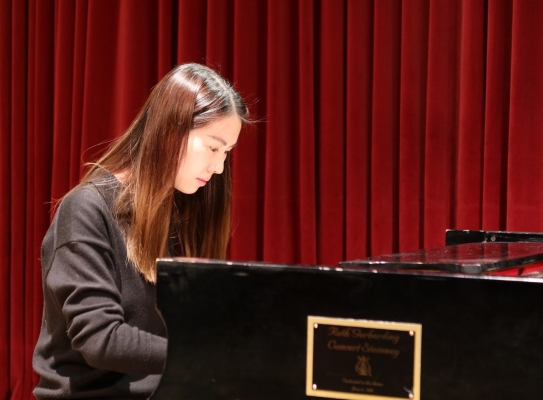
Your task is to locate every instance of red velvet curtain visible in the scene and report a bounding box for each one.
[3,0,543,398]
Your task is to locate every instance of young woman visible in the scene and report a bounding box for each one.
[32,63,249,399]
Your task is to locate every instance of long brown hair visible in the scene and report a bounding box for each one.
[82,63,249,282]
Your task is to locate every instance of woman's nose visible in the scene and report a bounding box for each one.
[209,159,224,174]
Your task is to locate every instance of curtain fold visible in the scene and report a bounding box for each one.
[229,0,268,261]
[371,0,401,256]
[315,0,347,264]
[346,0,374,259]
[26,2,55,398]
[398,0,429,253]
[0,0,12,397]
[296,0,318,263]
[4,0,543,398]
[508,0,543,230]
[482,0,513,229]
[423,0,460,249]
[6,1,30,399]
[456,0,486,229]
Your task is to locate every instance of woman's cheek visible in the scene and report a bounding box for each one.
[192,138,208,155]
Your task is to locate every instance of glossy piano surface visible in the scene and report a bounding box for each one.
[153,248,543,400]
[340,242,543,275]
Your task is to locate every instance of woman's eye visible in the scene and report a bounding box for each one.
[210,147,219,152]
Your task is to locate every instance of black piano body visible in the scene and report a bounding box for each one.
[152,230,543,399]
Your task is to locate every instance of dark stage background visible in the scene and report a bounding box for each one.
[3,0,543,398]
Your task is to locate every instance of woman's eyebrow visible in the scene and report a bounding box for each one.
[207,135,238,148]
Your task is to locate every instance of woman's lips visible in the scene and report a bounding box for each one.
[196,178,208,186]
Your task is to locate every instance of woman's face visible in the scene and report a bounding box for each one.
[175,115,242,194]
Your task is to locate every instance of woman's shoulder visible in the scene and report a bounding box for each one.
[43,173,121,253]
[60,173,120,211]
[53,173,120,231]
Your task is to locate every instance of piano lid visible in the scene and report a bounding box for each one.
[340,242,543,274]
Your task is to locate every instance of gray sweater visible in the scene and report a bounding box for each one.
[33,174,168,399]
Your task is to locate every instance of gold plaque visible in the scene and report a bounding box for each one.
[306,316,422,400]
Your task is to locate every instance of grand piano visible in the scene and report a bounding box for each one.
[152,230,543,400]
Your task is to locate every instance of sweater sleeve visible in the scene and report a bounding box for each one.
[44,184,167,375]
